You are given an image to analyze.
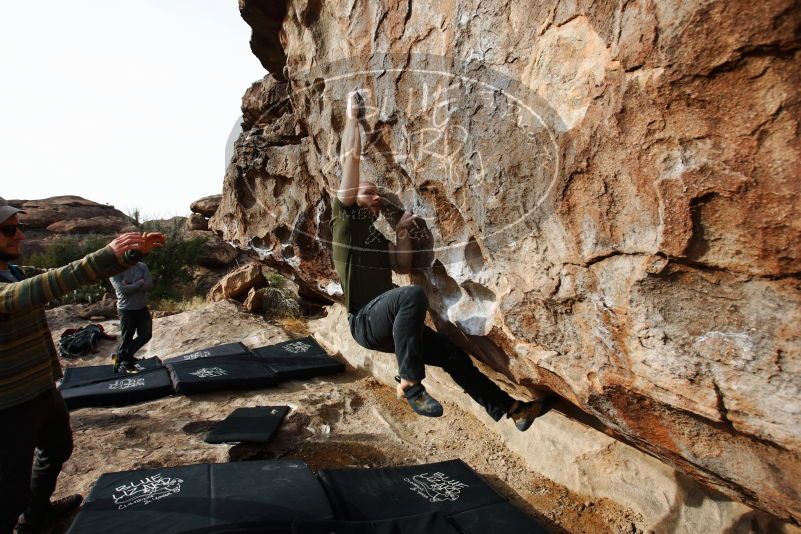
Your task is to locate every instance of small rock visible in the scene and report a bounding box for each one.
[185,230,237,267]
[208,263,267,302]
[186,213,209,231]
[244,287,302,318]
[190,194,222,217]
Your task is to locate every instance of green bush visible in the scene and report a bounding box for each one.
[141,219,206,300]
[26,235,112,304]
[265,270,287,286]
[23,220,207,304]
[27,236,109,270]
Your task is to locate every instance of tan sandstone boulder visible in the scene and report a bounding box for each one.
[243,286,300,317]
[185,213,209,231]
[190,194,223,218]
[207,262,266,302]
[185,230,237,267]
[215,0,801,523]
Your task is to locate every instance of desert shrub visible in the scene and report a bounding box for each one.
[127,207,142,225]
[25,236,112,304]
[27,236,109,270]
[150,295,206,314]
[141,219,206,300]
[22,220,207,304]
[265,270,287,286]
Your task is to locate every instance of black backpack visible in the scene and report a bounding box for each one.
[58,324,115,359]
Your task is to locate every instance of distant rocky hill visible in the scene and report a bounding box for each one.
[13,194,240,296]
[11,196,137,260]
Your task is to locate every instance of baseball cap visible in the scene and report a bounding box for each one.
[0,198,26,224]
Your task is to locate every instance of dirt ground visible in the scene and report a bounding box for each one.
[46,302,642,533]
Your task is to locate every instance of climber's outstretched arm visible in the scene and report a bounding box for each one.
[338,90,363,207]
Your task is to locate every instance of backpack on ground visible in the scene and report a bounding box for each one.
[58,324,116,358]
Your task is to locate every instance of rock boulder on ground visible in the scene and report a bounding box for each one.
[244,286,300,317]
[77,298,118,320]
[186,230,237,267]
[186,213,209,231]
[191,265,228,295]
[208,262,267,302]
[215,0,801,523]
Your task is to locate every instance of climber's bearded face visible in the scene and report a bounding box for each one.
[0,214,24,262]
[356,182,381,217]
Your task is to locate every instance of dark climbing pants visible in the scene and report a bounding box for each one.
[349,286,515,421]
[117,307,152,362]
[0,388,73,533]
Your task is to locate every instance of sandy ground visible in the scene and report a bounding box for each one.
[44,302,642,533]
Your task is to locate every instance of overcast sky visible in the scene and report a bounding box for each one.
[0,1,265,219]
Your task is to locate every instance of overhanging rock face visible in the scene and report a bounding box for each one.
[212,0,801,521]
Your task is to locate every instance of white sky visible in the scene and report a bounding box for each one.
[0,1,266,220]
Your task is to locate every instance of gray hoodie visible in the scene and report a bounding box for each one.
[110,262,153,311]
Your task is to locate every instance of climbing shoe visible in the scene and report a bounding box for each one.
[508,398,554,432]
[113,353,141,374]
[119,361,141,374]
[402,383,444,418]
[15,494,83,533]
[111,352,121,373]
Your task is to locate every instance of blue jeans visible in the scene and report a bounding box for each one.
[349,286,514,421]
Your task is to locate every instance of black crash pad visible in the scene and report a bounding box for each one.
[59,357,163,391]
[292,512,459,534]
[166,355,278,395]
[318,459,505,521]
[61,368,173,411]
[448,501,551,533]
[253,336,345,380]
[204,406,290,444]
[163,342,252,364]
[67,459,334,534]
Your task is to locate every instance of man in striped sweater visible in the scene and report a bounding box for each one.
[0,198,165,533]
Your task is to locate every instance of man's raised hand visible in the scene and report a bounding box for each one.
[397,211,421,230]
[108,232,166,260]
[346,90,364,121]
[142,232,166,253]
[396,211,424,240]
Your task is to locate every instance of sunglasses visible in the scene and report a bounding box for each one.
[0,224,26,237]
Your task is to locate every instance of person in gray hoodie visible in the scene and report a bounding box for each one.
[109,262,154,373]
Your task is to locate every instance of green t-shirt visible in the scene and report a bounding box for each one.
[330,196,394,313]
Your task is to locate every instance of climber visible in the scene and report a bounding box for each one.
[331,90,551,427]
[0,196,165,534]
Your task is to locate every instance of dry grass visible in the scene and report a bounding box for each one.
[151,295,206,314]
[275,316,310,338]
